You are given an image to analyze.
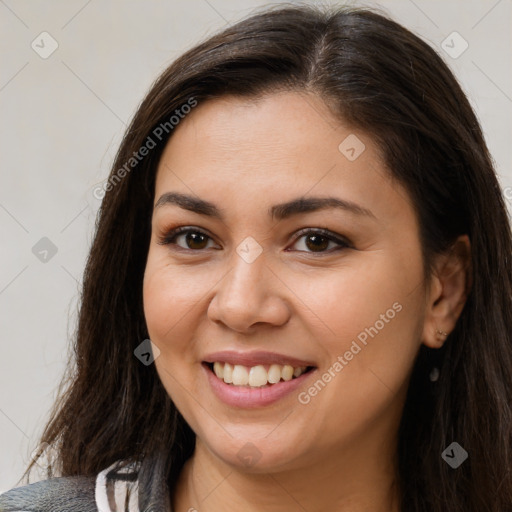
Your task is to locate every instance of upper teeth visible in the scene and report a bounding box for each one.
[212,362,307,387]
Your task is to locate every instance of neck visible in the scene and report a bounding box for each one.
[172,436,401,512]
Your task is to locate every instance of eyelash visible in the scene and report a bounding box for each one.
[157,226,351,254]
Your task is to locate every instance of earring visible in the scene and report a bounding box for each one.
[436,329,448,344]
[429,367,440,382]
[430,330,448,383]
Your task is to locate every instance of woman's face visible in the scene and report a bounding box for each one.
[143,91,429,473]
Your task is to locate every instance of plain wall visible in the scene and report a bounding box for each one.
[1,0,511,490]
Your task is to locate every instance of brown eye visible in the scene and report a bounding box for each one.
[159,227,217,251]
[182,231,209,250]
[304,234,330,252]
[290,229,350,254]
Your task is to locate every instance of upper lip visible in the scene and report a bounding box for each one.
[203,350,316,368]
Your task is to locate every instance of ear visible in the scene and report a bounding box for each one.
[422,235,472,349]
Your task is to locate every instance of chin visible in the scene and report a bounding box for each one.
[199,429,306,473]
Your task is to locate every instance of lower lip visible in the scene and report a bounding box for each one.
[203,364,316,409]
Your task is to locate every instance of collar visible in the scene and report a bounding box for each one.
[95,453,172,511]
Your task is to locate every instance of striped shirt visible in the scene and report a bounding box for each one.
[95,461,141,512]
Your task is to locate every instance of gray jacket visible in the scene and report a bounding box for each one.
[0,455,172,512]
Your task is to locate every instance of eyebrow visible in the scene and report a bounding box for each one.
[154,192,376,221]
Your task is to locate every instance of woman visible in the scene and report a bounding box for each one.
[1,4,511,511]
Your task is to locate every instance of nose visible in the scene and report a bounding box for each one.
[207,251,291,333]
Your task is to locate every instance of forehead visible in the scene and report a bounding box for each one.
[154,91,413,225]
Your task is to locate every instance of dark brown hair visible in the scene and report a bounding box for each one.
[26,4,512,510]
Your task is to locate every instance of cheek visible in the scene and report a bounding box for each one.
[142,253,202,414]
[142,248,210,344]
[142,248,221,393]
[291,246,424,340]
[143,252,193,371]
[294,250,426,432]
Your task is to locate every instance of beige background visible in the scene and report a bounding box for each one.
[1,0,511,490]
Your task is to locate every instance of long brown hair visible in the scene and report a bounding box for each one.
[25,4,512,510]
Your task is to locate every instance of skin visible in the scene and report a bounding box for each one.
[143,91,470,511]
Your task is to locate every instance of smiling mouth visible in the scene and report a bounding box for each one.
[205,362,315,388]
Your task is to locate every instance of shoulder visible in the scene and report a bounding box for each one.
[0,461,141,512]
[0,475,96,511]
